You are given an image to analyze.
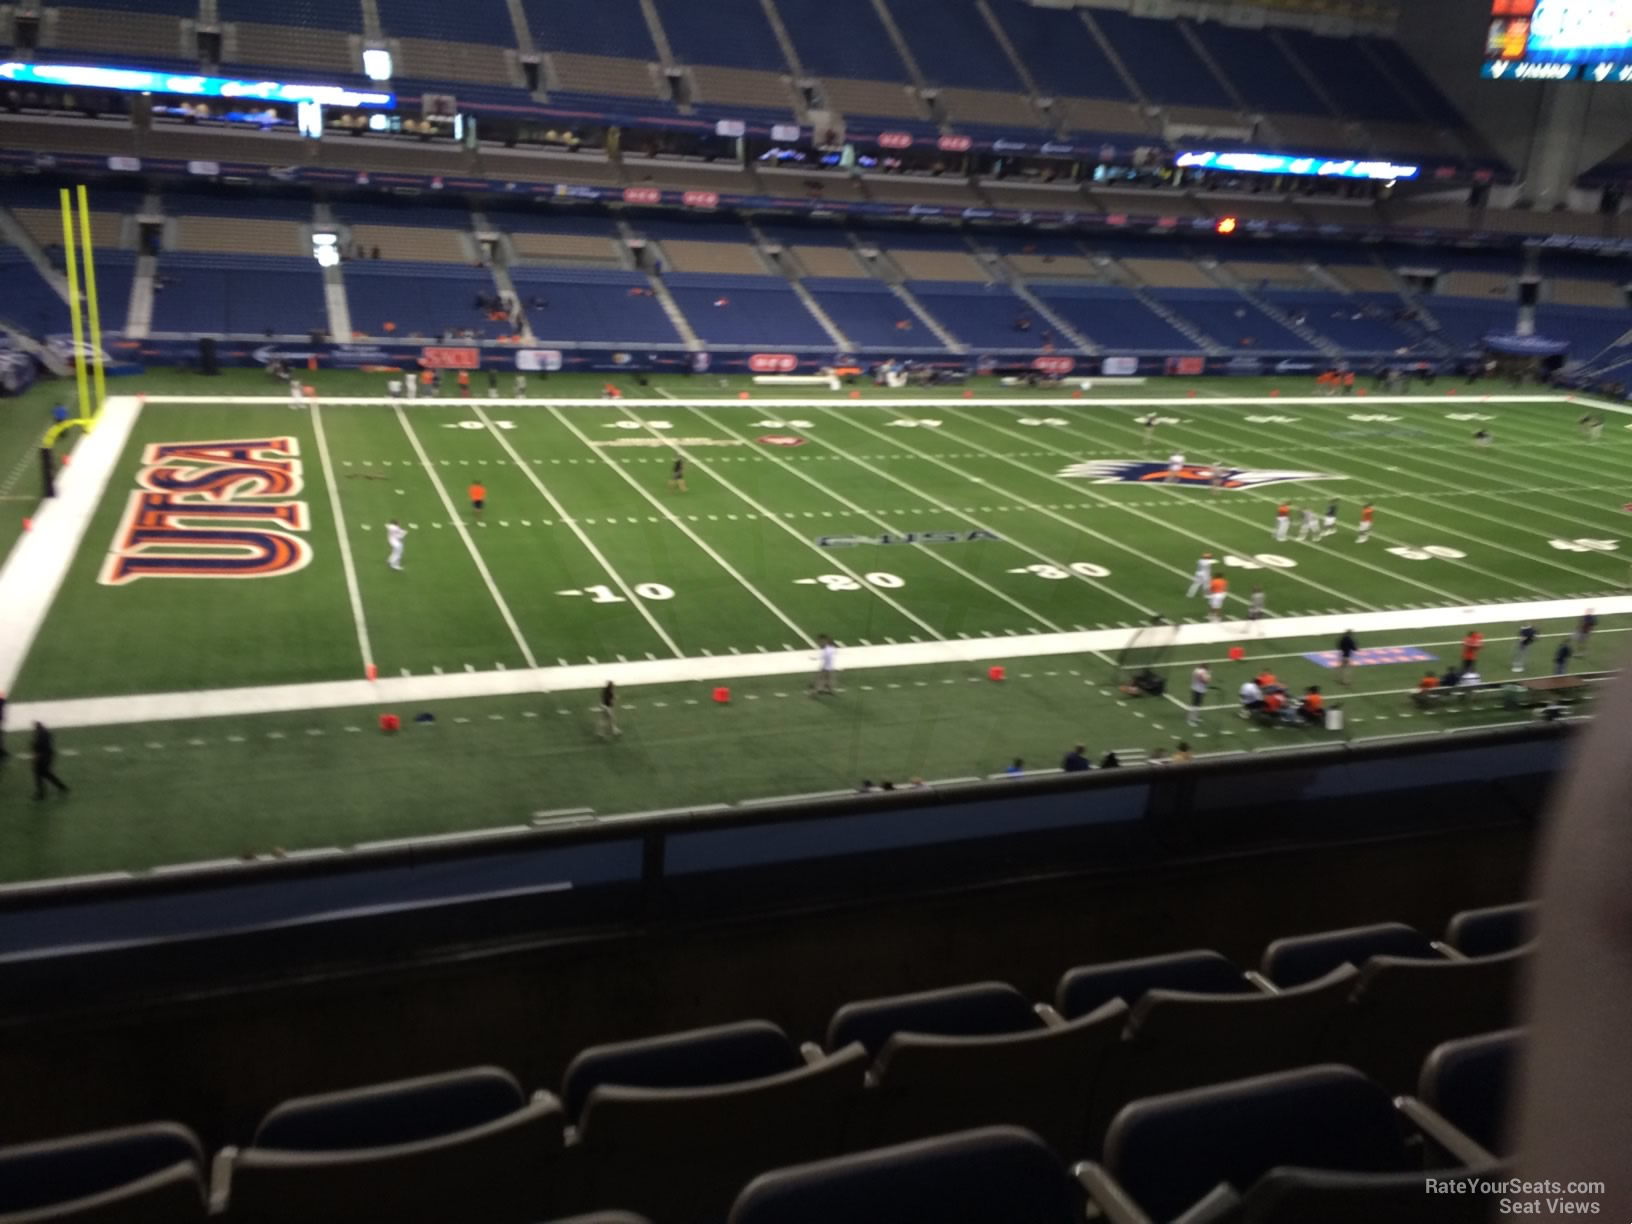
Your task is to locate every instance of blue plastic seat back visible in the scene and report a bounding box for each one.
[1106,1066,1411,1222]
[563,1020,800,1122]
[0,1122,202,1214]
[1446,903,1536,958]
[1263,923,1441,988]
[728,1126,1079,1224]
[1056,950,1249,1020]
[254,1066,525,1151]
[826,982,1042,1057]
[1421,1030,1521,1155]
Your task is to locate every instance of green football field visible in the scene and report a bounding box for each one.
[0,369,1627,882]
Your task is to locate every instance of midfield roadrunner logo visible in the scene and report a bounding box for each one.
[99,438,312,585]
[1059,460,1343,490]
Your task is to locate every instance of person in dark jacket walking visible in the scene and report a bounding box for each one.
[31,722,69,799]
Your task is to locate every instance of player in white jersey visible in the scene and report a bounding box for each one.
[1185,552,1214,599]
[1166,452,1185,484]
[386,519,407,571]
[807,634,838,696]
[1274,502,1291,543]
[1297,507,1320,542]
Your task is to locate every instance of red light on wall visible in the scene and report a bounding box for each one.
[1216,216,1239,235]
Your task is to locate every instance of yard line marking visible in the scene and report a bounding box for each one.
[393,404,538,668]
[601,403,944,640]
[473,407,683,657]
[310,401,375,673]
[934,404,1382,612]
[543,407,813,648]
[688,406,1067,633]
[1043,407,1495,608]
[1169,402,1621,591]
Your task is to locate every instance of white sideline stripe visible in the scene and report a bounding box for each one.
[393,404,538,669]
[134,395,1600,409]
[477,406,684,657]
[12,595,1631,731]
[310,401,374,671]
[545,405,809,649]
[685,404,1070,631]
[0,395,142,691]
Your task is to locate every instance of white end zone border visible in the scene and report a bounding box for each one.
[0,394,142,692]
[4,390,1629,730]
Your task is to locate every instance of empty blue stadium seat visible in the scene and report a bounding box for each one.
[1265,292,1425,354]
[1056,949,1250,1019]
[0,1122,205,1221]
[225,1069,565,1224]
[906,282,1049,350]
[1280,29,1418,123]
[886,0,1021,91]
[1261,922,1446,988]
[775,0,907,82]
[803,279,931,349]
[1418,1029,1520,1158]
[0,252,73,337]
[526,0,656,57]
[376,0,517,45]
[987,0,1130,101]
[1153,290,1316,353]
[728,1127,1082,1224]
[563,1019,804,1123]
[1535,305,1632,360]
[152,255,325,337]
[1090,10,1231,110]
[668,278,832,347]
[219,0,363,31]
[661,0,787,71]
[343,263,515,340]
[1031,286,1201,354]
[1092,1066,1416,1222]
[1426,300,1519,350]
[166,193,315,221]
[1190,22,1327,116]
[509,268,683,345]
[1444,902,1536,958]
[254,1066,528,1150]
[66,0,195,13]
[825,981,1044,1057]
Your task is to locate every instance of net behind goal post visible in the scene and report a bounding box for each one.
[1109,618,1180,692]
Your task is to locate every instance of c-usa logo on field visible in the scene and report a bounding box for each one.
[1059,460,1344,490]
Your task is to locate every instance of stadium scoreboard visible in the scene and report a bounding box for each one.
[1484,0,1632,81]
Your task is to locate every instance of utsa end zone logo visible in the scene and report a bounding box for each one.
[100,438,312,585]
[1059,460,1342,490]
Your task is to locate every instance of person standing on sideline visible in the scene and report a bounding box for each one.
[1337,629,1359,686]
[1166,451,1185,484]
[668,454,687,493]
[1206,575,1228,623]
[457,368,471,398]
[1554,638,1574,676]
[1186,552,1214,598]
[808,634,837,696]
[1512,623,1539,673]
[1575,609,1598,655]
[597,681,621,739]
[31,723,69,800]
[487,369,498,397]
[1062,745,1091,773]
[1461,629,1484,673]
[514,373,527,399]
[468,480,486,521]
[1356,502,1374,543]
[1274,501,1291,542]
[1187,663,1213,726]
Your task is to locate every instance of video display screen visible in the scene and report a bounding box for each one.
[1485,0,1632,81]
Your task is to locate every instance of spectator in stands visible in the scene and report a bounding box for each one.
[1061,746,1090,773]
[371,246,381,260]
[1099,751,1122,769]
[1172,742,1194,763]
